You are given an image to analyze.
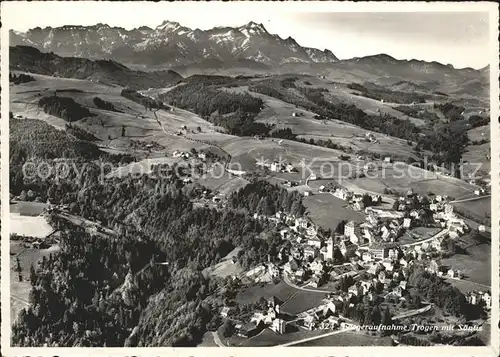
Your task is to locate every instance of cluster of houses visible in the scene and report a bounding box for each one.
[364,132,378,143]
[228,185,487,337]
[254,158,296,174]
[282,180,299,188]
[172,150,207,161]
[270,161,296,173]
[220,297,287,338]
[172,150,191,159]
[465,291,492,310]
[318,185,378,211]
[297,300,340,330]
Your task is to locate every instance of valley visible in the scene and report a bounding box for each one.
[7,16,492,349]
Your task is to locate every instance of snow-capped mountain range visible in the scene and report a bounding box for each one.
[10,20,339,67]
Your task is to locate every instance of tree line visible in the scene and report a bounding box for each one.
[38,95,93,122]
[9,72,35,84]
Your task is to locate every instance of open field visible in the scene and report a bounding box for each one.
[462,142,490,177]
[223,137,346,174]
[246,86,421,159]
[106,157,181,178]
[10,73,233,156]
[320,82,426,126]
[10,241,61,322]
[225,83,422,161]
[303,193,364,231]
[235,282,298,306]
[203,247,244,278]
[345,167,475,199]
[197,175,249,196]
[242,79,425,126]
[10,201,48,216]
[297,133,419,160]
[441,238,490,287]
[467,125,489,142]
[296,331,393,346]
[10,213,53,238]
[280,290,329,315]
[411,178,474,199]
[446,278,490,294]
[453,196,491,221]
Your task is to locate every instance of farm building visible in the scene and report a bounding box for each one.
[270,318,286,334]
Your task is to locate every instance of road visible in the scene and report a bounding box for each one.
[392,304,433,320]
[58,211,117,236]
[275,326,357,347]
[283,274,334,294]
[151,109,238,175]
[212,331,226,347]
[450,195,491,204]
[444,277,490,290]
[11,294,30,306]
[342,184,396,205]
[401,228,449,248]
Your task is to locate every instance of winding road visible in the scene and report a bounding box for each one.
[212,331,226,347]
[401,228,449,248]
[450,195,491,204]
[283,274,334,294]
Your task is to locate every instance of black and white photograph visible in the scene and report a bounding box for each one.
[1,1,498,353]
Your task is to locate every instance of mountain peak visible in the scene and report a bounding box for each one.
[156,20,182,31]
[12,20,339,66]
[240,21,267,34]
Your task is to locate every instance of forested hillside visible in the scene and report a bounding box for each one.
[10,150,303,346]
[160,81,269,136]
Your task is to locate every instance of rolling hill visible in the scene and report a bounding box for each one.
[10,21,488,103]
[10,46,182,89]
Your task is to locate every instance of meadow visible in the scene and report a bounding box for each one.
[303,193,365,231]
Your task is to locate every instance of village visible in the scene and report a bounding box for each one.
[216,180,491,343]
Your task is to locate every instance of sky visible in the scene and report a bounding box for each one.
[2,1,493,69]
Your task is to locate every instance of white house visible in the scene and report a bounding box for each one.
[382,260,394,272]
[381,226,390,240]
[307,235,322,249]
[220,306,233,318]
[286,164,296,173]
[271,318,286,334]
[270,162,281,172]
[333,188,352,201]
[362,251,372,263]
[481,292,492,309]
[309,260,324,275]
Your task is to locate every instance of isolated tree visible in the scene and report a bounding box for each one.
[16,257,22,273]
[336,220,347,234]
[29,263,37,285]
[362,194,373,208]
